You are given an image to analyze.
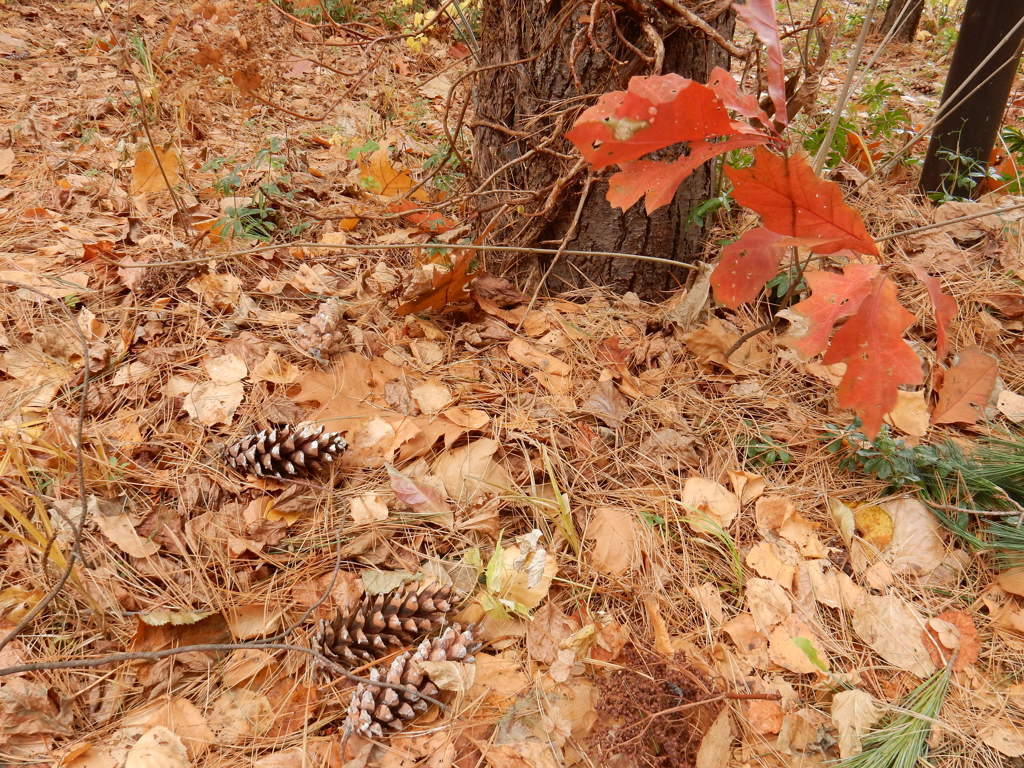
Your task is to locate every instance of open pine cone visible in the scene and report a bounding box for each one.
[224,423,347,479]
[343,624,479,739]
[315,582,454,669]
[296,299,348,361]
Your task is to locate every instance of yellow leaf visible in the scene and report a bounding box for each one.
[853,504,894,552]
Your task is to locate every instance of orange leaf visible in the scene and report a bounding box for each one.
[359,149,430,201]
[387,199,455,233]
[396,251,476,316]
[910,261,957,359]
[931,347,998,425]
[922,609,978,671]
[131,145,181,196]
[726,148,878,256]
[607,134,770,213]
[822,275,923,438]
[788,263,880,358]
[711,228,834,309]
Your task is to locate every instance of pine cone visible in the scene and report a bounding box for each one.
[315,582,454,668]
[296,300,348,361]
[224,424,347,479]
[344,624,479,739]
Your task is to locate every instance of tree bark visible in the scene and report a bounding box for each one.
[879,0,924,43]
[920,0,1024,198]
[472,0,734,299]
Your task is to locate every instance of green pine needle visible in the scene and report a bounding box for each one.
[838,665,952,768]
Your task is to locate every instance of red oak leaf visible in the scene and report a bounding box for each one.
[787,263,880,358]
[711,228,834,308]
[822,275,924,438]
[726,147,878,255]
[708,66,774,130]
[910,260,957,359]
[566,75,745,169]
[607,134,770,213]
[734,0,788,127]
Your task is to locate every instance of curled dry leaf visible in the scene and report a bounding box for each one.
[884,389,930,437]
[996,389,1024,423]
[431,438,511,503]
[921,609,978,671]
[746,577,792,632]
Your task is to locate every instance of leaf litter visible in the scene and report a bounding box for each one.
[1,2,1023,768]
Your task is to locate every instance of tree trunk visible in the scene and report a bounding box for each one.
[472,0,734,299]
[880,0,924,42]
[920,0,1024,198]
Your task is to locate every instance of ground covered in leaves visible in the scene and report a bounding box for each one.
[1,2,1024,767]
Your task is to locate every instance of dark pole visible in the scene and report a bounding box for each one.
[920,0,1024,198]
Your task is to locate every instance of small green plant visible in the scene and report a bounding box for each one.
[741,430,793,467]
[423,139,465,191]
[822,421,964,489]
[272,0,366,24]
[802,115,857,169]
[203,138,292,241]
[928,147,1000,202]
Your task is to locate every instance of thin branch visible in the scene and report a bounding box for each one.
[812,0,882,173]
[656,0,749,58]
[106,241,700,271]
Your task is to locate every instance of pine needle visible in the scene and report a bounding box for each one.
[838,664,952,768]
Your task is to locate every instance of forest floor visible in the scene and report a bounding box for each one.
[1,1,1024,767]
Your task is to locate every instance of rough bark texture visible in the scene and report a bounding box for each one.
[880,0,924,42]
[472,0,734,299]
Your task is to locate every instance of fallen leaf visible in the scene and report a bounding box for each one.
[132,146,182,196]
[854,504,894,552]
[831,689,883,758]
[124,726,190,768]
[526,600,578,665]
[884,389,930,437]
[349,493,389,524]
[583,378,629,428]
[997,389,1024,423]
[883,497,946,578]
[922,609,978,671]
[396,250,476,315]
[585,507,638,576]
[727,469,765,505]
[980,720,1024,757]
[745,540,795,588]
[0,147,14,176]
[207,689,273,744]
[682,318,768,374]
[695,708,733,768]
[681,478,740,531]
[226,604,282,640]
[996,567,1024,597]
[251,350,299,385]
[94,503,160,558]
[410,379,452,414]
[851,594,935,676]
[768,618,828,674]
[746,699,785,734]
[746,577,792,632]
[432,439,512,502]
[932,347,998,425]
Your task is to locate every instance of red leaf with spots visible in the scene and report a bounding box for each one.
[734,0,788,127]
[910,261,957,359]
[566,75,745,170]
[726,148,878,255]
[608,134,770,213]
[822,275,924,438]
[787,264,880,358]
[711,228,835,308]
